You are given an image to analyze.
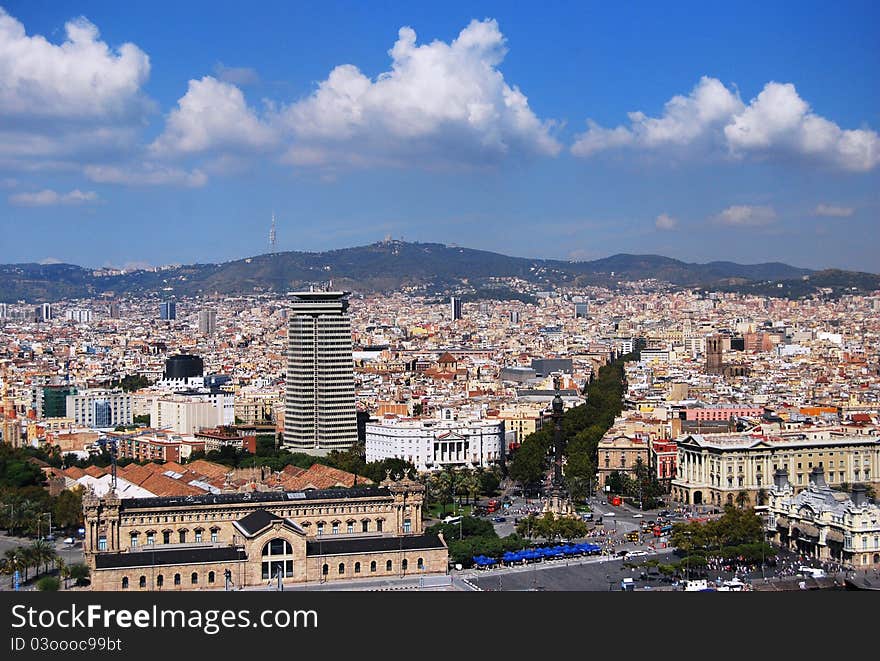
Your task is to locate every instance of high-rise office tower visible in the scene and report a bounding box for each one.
[34,303,52,322]
[450,296,462,320]
[198,308,217,335]
[574,301,589,318]
[510,310,520,324]
[284,291,358,454]
[0,303,7,319]
[108,302,120,319]
[159,301,176,320]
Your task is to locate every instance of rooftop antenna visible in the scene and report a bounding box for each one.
[269,212,277,253]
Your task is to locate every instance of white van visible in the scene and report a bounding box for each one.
[798,566,826,578]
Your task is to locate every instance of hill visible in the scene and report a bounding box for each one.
[0,241,876,302]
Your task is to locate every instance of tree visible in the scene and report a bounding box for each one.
[133,414,150,425]
[508,439,546,486]
[735,490,750,509]
[31,539,56,576]
[53,486,84,530]
[68,563,90,587]
[412,402,423,417]
[478,468,500,496]
[36,576,60,591]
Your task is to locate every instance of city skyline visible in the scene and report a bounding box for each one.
[0,1,878,271]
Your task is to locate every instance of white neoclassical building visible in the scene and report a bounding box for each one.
[366,408,505,472]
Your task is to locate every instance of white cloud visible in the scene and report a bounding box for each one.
[9,188,98,206]
[39,257,62,264]
[714,205,777,226]
[280,19,561,168]
[572,76,742,156]
[0,8,150,120]
[84,163,207,187]
[813,203,854,217]
[572,76,880,171]
[655,213,678,230]
[214,62,260,86]
[150,76,275,156]
[0,8,154,177]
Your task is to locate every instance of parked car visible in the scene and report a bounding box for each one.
[492,516,506,523]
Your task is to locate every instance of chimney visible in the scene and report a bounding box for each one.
[773,468,789,491]
[851,484,867,507]
[809,466,827,488]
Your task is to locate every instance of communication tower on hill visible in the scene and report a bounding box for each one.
[269,212,277,252]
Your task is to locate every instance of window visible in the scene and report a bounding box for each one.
[121,577,129,589]
[362,520,369,533]
[403,518,412,534]
[211,530,218,543]
[317,523,324,536]
[370,561,377,573]
[156,574,163,588]
[355,562,361,574]
[376,519,384,532]
[139,575,146,588]
[338,563,345,575]
[386,560,392,572]
[322,564,328,576]
[417,557,424,570]
[261,539,294,580]
[402,559,408,572]
[332,522,339,535]
[146,532,155,546]
[178,531,186,544]
[174,574,181,586]
[190,572,197,585]
[208,571,215,584]
[194,530,202,543]
[98,535,107,551]
[347,522,354,534]
[130,533,138,548]
[163,531,171,545]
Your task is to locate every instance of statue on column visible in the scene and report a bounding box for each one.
[543,390,576,516]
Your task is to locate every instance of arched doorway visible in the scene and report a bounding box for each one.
[261,538,294,580]
[693,491,703,505]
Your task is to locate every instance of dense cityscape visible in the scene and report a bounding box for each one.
[1,273,878,592]
[0,2,878,605]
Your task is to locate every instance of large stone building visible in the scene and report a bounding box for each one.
[284,291,358,454]
[366,408,506,472]
[671,427,880,507]
[83,474,447,590]
[766,467,880,569]
[66,389,133,428]
[596,434,650,489]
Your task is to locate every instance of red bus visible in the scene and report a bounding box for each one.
[487,499,500,513]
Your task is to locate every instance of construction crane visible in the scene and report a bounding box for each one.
[97,435,119,491]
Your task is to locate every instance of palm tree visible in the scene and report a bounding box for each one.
[19,546,37,582]
[756,488,768,507]
[735,490,750,509]
[31,540,56,577]
[1,548,24,583]
[56,557,70,590]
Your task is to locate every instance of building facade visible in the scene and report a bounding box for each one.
[66,390,133,428]
[671,428,880,507]
[366,409,505,472]
[198,308,217,335]
[284,291,358,454]
[150,392,234,435]
[766,467,880,569]
[159,301,176,320]
[596,434,650,489]
[82,475,447,590]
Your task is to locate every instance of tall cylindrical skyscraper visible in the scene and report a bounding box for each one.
[284,291,358,454]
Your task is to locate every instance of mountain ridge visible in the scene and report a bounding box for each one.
[0,240,876,303]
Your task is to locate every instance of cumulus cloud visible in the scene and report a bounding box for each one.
[0,8,150,120]
[9,188,98,206]
[655,213,678,230]
[813,203,854,217]
[84,163,207,187]
[214,62,260,86]
[0,8,153,176]
[572,77,742,157]
[279,19,561,168]
[150,76,276,156]
[572,76,879,171]
[714,205,777,226]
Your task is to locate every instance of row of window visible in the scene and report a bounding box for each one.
[321,558,424,576]
[122,571,217,589]
[129,529,219,547]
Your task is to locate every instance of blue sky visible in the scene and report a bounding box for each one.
[1,1,878,271]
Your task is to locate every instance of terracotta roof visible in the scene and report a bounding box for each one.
[185,459,230,479]
[139,473,206,497]
[118,464,157,486]
[281,464,307,477]
[63,466,86,479]
[84,465,108,478]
